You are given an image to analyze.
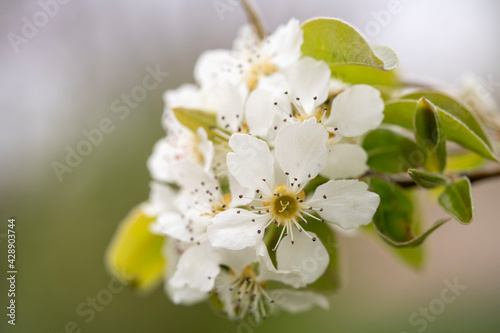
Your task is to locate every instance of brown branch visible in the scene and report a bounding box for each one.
[370,165,500,188]
[241,0,266,40]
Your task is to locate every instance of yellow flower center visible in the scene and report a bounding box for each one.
[210,193,232,217]
[245,60,277,90]
[266,184,305,225]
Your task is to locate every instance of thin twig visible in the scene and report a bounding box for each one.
[369,165,500,188]
[241,0,266,40]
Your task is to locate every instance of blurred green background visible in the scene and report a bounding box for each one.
[1,1,500,332]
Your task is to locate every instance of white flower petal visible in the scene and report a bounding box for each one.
[143,182,177,217]
[196,128,214,173]
[169,242,221,292]
[150,212,189,240]
[326,84,384,137]
[167,284,208,306]
[207,209,269,250]
[320,144,369,179]
[256,72,290,94]
[275,231,329,286]
[227,134,274,195]
[162,84,205,132]
[163,84,204,110]
[218,241,269,275]
[257,263,304,289]
[275,118,329,186]
[171,161,218,191]
[228,173,254,207]
[311,180,380,229]
[213,273,237,319]
[213,82,247,132]
[286,57,331,114]
[194,49,235,86]
[268,18,304,68]
[147,138,178,183]
[245,89,277,137]
[271,289,329,313]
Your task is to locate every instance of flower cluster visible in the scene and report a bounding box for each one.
[143,18,384,322]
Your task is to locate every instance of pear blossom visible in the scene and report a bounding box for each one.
[151,161,251,245]
[240,57,385,179]
[212,242,329,323]
[194,18,303,91]
[148,84,214,183]
[104,10,487,326]
[166,239,328,322]
[163,238,209,305]
[207,119,380,275]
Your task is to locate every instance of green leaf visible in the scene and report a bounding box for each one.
[384,100,498,161]
[425,137,447,173]
[402,90,492,148]
[374,218,449,248]
[446,151,485,172]
[438,177,474,224]
[408,169,449,188]
[362,180,425,269]
[362,128,421,173]
[370,178,447,247]
[363,223,425,268]
[370,177,416,242]
[106,204,165,293]
[301,18,399,71]
[413,97,447,172]
[414,98,439,152]
[331,66,402,87]
[172,107,217,138]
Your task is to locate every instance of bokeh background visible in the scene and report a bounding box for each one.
[1,0,500,332]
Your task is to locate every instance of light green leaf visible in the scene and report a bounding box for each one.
[331,66,401,88]
[106,204,165,293]
[425,137,447,173]
[384,100,498,161]
[362,128,421,173]
[408,169,449,189]
[402,90,492,148]
[438,177,474,224]
[446,151,485,172]
[301,18,399,71]
[172,107,217,138]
